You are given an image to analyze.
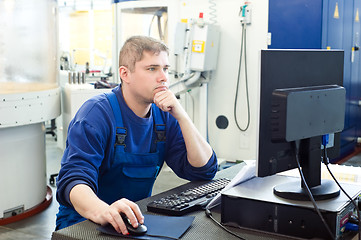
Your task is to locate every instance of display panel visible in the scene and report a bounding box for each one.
[256,49,345,200]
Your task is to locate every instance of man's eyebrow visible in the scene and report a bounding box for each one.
[145,64,171,68]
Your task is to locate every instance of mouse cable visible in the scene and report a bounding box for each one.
[322,143,361,240]
[293,141,335,240]
[205,209,246,240]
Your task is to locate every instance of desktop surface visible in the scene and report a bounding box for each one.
[51,163,359,240]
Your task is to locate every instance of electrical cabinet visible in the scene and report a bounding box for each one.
[268,0,361,159]
[189,24,220,71]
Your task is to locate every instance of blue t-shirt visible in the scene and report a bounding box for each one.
[56,85,218,207]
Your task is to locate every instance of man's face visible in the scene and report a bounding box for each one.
[126,51,170,104]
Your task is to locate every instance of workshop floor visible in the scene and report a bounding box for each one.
[0,135,188,240]
[340,148,361,168]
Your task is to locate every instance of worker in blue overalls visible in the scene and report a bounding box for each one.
[56,36,218,235]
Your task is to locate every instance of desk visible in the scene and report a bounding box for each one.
[51,163,358,240]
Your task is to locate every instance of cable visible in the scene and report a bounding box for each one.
[322,145,360,221]
[204,81,210,143]
[205,209,246,240]
[322,143,361,240]
[148,14,156,37]
[148,8,166,40]
[292,141,336,240]
[163,15,168,42]
[234,23,250,132]
[326,164,361,239]
[157,16,163,40]
[186,89,194,122]
[208,0,217,24]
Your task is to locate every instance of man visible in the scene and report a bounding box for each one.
[56,36,218,235]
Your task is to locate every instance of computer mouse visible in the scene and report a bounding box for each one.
[121,214,147,236]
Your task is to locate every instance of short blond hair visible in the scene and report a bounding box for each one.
[119,36,169,72]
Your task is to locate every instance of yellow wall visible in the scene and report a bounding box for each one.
[69,10,112,67]
[93,10,112,66]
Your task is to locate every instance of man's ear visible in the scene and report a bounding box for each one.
[119,66,130,83]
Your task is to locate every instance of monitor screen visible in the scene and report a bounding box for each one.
[256,49,345,200]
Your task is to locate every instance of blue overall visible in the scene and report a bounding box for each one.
[98,92,166,203]
[56,91,166,230]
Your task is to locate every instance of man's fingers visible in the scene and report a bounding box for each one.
[154,91,174,112]
[120,199,144,226]
[107,210,127,235]
[128,202,144,224]
[108,198,144,232]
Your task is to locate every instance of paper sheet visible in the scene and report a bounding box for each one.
[206,161,256,209]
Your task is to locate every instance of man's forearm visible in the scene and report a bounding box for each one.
[69,184,109,225]
[177,114,213,167]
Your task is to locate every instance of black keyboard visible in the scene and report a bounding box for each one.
[147,178,231,216]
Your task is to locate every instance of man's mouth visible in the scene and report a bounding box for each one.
[154,83,168,91]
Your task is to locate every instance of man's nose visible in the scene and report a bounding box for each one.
[158,69,168,82]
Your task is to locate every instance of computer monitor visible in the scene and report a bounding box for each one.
[256,49,346,201]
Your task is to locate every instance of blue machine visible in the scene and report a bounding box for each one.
[268,0,361,159]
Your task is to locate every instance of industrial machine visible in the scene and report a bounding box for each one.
[0,0,60,223]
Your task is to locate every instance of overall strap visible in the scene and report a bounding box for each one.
[105,92,126,149]
[152,104,166,143]
[151,104,166,175]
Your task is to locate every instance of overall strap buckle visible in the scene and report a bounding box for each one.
[115,127,127,146]
[155,124,166,142]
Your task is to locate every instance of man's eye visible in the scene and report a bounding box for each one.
[148,67,155,71]
[163,68,168,72]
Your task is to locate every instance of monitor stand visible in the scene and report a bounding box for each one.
[274,178,340,201]
[273,138,340,201]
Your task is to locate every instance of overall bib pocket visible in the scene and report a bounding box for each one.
[121,164,160,201]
